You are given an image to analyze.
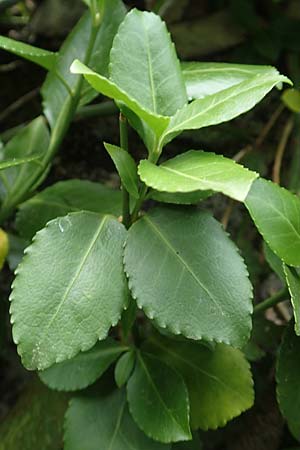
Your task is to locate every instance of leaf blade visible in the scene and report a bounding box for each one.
[10,212,128,370]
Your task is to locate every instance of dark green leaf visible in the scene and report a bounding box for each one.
[105,143,139,199]
[172,433,202,449]
[277,325,300,441]
[145,334,254,430]
[245,178,300,266]
[124,207,252,349]
[39,338,127,391]
[284,265,300,336]
[0,117,50,207]
[109,9,187,116]
[282,89,300,113]
[64,388,169,450]
[16,179,122,240]
[127,352,191,443]
[115,350,136,388]
[139,150,258,202]
[0,35,57,70]
[10,212,128,370]
[263,242,285,282]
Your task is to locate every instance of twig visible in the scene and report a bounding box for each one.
[253,288,289,315]
[272,116,294,184]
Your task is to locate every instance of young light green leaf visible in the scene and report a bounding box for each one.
[124,207,253,348]
[283,265,300,336]
[149,189,212,205]
[127,352,191,443]
[104,143,139,199]
[39,338,126,391]
[138,150,258,202]
[0,35,57,70]
[64,388,169,450]
[71,60,170,136]
[0,154,42,170]
[110,9,187,116]
[245,178,300,267]
[16,179,122,240]
[145,334,254,430]
[10,212,128,370]
[0,117,50,208]
[182,62,279,100]
[114,350,136,388]
[277,325,300,441]
[161,72,291,145]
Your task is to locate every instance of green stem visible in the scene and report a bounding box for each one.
[119,113,131,229]
[0,23,99,223]
[253,288,289,315]
[75,101,118,121]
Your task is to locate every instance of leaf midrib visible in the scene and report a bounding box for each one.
[36,215,108,349]
[143,215,224,315]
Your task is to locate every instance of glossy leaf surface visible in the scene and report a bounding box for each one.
[145,334,254,430]
[71,60,170,136]
[16,179,122,240]
[245,178,300,266]
[10,212,128,370]
[139,150,258,202]
[149,189,212,205]
[161,72,290,144]
[64,388,169,450]
[182,62,279,100]
[284,265,300,336]
[0,35,57,70]
[39,338,126,391]
[110,9,187,116]
[277,325,300,441]
[127,352,191,443]
[105,143,139,199]
[124,207,252,347]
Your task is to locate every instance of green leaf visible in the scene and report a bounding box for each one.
[104,143,139,199]
[245,178,300,266]
[0,154,42,170]
[109,9,187,117]
[0,117,50,207]
[277,325,300,441]
[0,35,57,70]
[0,380,68,450]
[138,150,258,202]
[282,89,300,113]
[43,2,125,128]
[172,433,202,449]
[145,334,254,430]
[10,212,128,370]
[127,352,191,443]
[263,242,285,282]
[64,388,170,450]
[115,350,136,388]
[39,338,126,391]
[124,207,252,348]
[161,71,291,145]
[283,265,300,336]
[7,233,28,271]
[149,189,212,205]
[16,179,122,240]
[182,62,280,100]
[71,60,170,137]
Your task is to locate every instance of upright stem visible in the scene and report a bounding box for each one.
[119,114,131,229]
[253,288,288,315]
